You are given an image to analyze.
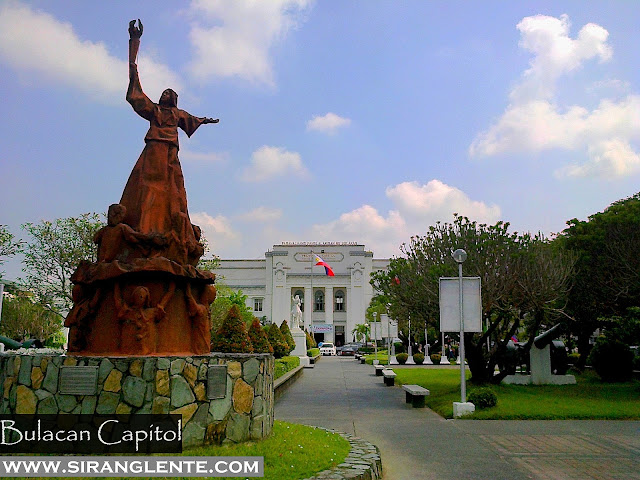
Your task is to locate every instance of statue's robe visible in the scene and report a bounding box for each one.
[120,65,207,263]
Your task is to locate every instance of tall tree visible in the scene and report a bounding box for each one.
[371,215,574,383]
[20,213,104,316]
[558,192,640,363]
[0,225,23,279]
[0,293,62,342]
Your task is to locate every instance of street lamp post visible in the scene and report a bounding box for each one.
[452,248,468,403]
[408,313,412,358]
[373,312,378,363]
[386,303,391,365]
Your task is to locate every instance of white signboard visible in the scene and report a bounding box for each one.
[439,277,482,332]
[374,315,399,339]
[312,324,334,333]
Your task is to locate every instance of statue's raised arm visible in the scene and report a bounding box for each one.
[128,19,143,63]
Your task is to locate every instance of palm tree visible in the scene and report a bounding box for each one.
[352,323,370,344]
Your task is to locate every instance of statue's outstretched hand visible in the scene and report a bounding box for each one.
[203,118,220,124]
[128,19,143,39]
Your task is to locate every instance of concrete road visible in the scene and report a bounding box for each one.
[275,355,640,480]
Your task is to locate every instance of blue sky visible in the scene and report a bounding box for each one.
[1,1,639,282]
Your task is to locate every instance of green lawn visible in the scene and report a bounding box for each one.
[6,421,351,480]
[394,368,640,419]
[363,352,390,364]
[187,421,350,480]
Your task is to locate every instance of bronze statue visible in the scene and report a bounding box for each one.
[115,282,175,355]
[121,19,218,265]
[66,20,218,356]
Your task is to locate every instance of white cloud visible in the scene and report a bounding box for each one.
[556,138,640,178]
[311,180,501,258]
[187,0,312,86]
[240,146,309,182]
[196,180,501,259]
[306,113,351,134]
[190,211,240,253]
[386,180,501,223]
[0,2,181,103]
[470,14,640,179]
[511,14,611,103]
[238,207,283,223]
[311,205,406,258]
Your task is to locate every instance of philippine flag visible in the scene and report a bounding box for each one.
[314,255,335,276]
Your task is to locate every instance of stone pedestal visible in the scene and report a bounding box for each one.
[0,353,274,448]
[453,402,475,418]
[290,328,311,368]
[502,344,576,385]
[290,328,307,357]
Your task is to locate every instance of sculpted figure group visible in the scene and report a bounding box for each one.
[66,20,218,356]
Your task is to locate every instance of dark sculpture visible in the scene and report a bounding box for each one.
[500,324,569,376]
[65,20,218,355]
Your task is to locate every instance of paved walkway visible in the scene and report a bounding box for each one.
[275,356,640,480]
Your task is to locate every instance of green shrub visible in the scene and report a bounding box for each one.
[267,323,289,358]
[307,348,320,357]
[274,356,300,380]
[305,330,317,349]
[210,305,253,353]
[274,355,300,378]
[396,353,408,364]
[413,353,425,364]
[468,387,498,409]
[567,352,580,364]
[44,329,66,348]
[248,318,273,354]
[430,353,441,365]
[394,342,405,354]
[279,320,295,355]
[588,336,634,382]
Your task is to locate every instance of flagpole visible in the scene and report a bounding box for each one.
[310,249,313,333]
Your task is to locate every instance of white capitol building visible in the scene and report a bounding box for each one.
[215,243,390,346]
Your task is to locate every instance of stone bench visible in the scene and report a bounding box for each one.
[382,369,396,386]
[360,356,366,364]
[375,364,386,376]
[402,384,430,408]
[355,354,362,360]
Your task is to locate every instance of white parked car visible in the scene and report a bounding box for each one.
[320,342,336,356]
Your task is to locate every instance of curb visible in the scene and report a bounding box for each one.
[274,364,304,401]
[304,428,382,480]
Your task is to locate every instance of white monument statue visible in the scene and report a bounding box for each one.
[291,294,303,330]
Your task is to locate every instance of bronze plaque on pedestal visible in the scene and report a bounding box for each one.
[207,365,227,399]
[59,366,99,395]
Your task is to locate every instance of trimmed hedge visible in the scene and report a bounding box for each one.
[413,353,425,365]
[210,304,253,353]
[468,387,498,409]
[248,318,273,353]
[267,323,290,358]
[274,356,301,380]
[396,353,408,365]
[307,348,320,357]
[305,330,317,349]
[280,320,295,355]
